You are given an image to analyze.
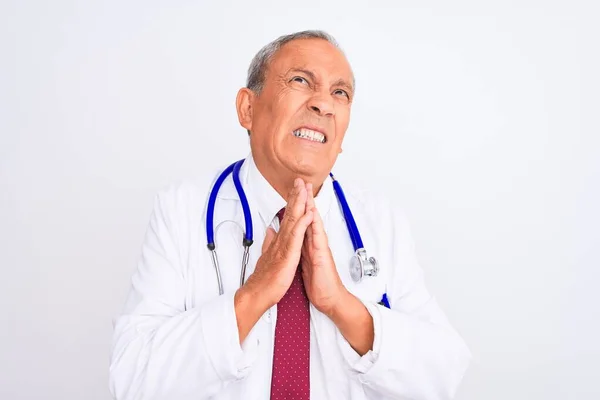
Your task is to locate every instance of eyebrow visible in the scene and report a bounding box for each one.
[287,68,317,82]
[331,78,355,94]
[287,68,355,94]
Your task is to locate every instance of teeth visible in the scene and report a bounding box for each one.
[292,128,326,143]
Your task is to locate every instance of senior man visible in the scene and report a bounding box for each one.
[109,30,471,400]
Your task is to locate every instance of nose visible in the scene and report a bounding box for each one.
[307,93,335,117]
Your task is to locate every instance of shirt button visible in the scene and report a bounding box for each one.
[262,308,272,322]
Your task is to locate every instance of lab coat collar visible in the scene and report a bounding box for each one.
[213,157,250,200]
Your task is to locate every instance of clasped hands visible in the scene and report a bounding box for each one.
[235,178,374,354]
[243,177,346,317]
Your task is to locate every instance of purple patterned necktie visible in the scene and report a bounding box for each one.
[270,208,310,399]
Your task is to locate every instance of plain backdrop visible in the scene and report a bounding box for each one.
[1,1,599,399]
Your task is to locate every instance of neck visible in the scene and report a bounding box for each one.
[254,158,327,201]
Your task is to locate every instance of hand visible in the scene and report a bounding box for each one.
[301,183,346,317]
[241,178,314,309]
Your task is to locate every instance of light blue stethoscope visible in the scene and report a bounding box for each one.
[206,158,379,296]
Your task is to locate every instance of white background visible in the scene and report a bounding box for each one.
[1,1,599,399]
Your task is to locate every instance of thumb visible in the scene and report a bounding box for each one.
[262,226,277,253]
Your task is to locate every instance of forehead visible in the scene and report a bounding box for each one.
[268,38,354,83]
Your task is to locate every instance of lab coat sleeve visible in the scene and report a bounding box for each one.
[109,187,258,400]
[337,205,471,400]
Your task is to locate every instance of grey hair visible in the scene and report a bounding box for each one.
[246,30,341,94]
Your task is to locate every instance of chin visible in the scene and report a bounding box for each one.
[285,157,329,177]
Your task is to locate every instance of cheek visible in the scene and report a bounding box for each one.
[279,91,307,114]
[334,106,351,133]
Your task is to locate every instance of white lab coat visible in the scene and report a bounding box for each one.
[109,154,471,400]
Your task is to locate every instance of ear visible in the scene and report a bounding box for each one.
[236,88,254,132]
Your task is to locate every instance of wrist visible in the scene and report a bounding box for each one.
[234,284,272,344]
[326,288,353,322]
[327,290,375,355]
[236,280,274,316]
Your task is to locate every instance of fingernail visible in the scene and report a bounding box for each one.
[294,179,299,188]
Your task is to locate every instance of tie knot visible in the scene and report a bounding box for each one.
[276,207,286,223]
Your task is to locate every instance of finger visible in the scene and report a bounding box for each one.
[281,179,300,219]
[301,261,310,281]
[282,179,307,230]
[310,207,329,251]
[301,239,309,260]
[286,209,314,254]
[302,224,313,253]
[305,182,315,212]
[262,226,276,253]
[303,183,316,248]
[304,220,314,249]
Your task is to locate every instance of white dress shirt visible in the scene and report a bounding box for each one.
[109,153,471,400]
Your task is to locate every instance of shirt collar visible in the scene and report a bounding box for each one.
[244,153,335,227]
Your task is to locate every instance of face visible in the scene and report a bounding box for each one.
[237,38,354,181]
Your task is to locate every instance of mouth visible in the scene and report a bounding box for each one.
[292,127,327,144]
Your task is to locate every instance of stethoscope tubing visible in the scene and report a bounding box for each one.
[205,158,377,293]
[207,159,364,254]
[329,173,364,251]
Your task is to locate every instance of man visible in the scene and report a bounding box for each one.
[109,30,471,400]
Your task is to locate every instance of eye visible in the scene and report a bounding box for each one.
[333,89,350,98]
[291,76,309,85]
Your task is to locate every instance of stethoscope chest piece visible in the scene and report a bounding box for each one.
[350,248,379,283]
